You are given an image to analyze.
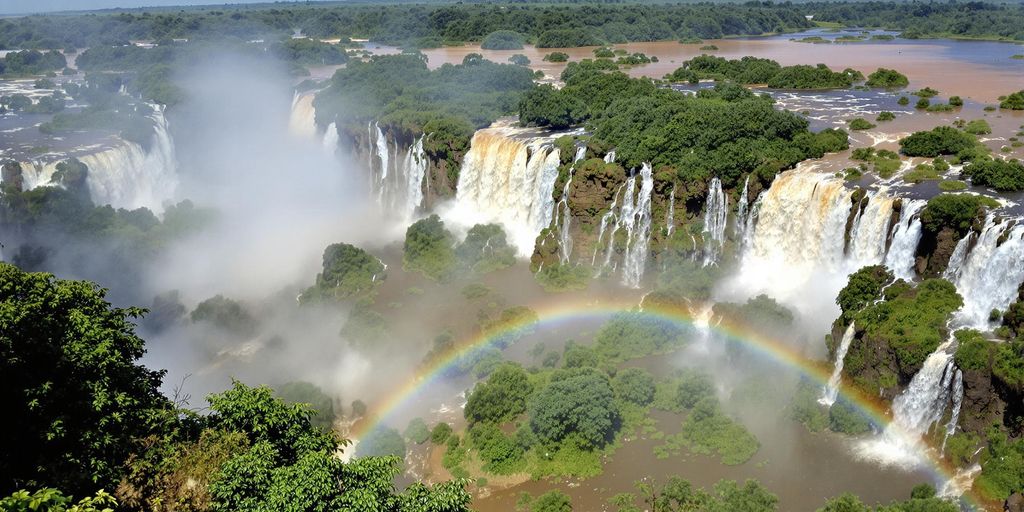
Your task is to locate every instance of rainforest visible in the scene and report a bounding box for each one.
[2,1,1024,511]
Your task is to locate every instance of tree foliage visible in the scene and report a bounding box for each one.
[0,263,168,496]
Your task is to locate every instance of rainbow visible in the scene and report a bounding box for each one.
[347,297,982,507]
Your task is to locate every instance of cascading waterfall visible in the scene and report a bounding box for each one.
[847,189,896,267]
[373,122,390,203]
[366,123,428,221]
[944,368,964,451]
[858,338,959,468]
[734,176,750,240]
[592,183,624,267]
[555,146,587,264]
[604,150,616,163]
[819,322,856,407]
[944,215,1024,328]
[16,104,178,212]
[401,136,428,221]
[622,163,654,288]
[741,193,762,251]
[730,167,914,309]
[288,92,317,138]
[883,199,926,281]
[665,186,676,238]
[702,177,728,266]
[322,122,340,156]
[452,126,561,256]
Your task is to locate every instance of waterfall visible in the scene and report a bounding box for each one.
[857,338,959,468]
[622,163,654,288]
[604,150,616,163]
[945,216,1024,328]
[16,104,178,212]
[742,193,762,251]
[288,92,317,138]
[592,183,624,267]
[555,146,587,264]
[365,123,427,221]
[322,121,340,155]
[666,186,676,238]
[847,189,896,267]
[373,123,390,203]
[819,322,856,407]
[883,199,926,281]
[943,368,964,451]
[401,136,428,221]
[728,167,911,313]
[702,177,728,266]
[734,175,750,239]
[452,126,560,256]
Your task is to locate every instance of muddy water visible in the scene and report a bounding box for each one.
[418,33,1024,103]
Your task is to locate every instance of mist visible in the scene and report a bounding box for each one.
[133,51,404,406]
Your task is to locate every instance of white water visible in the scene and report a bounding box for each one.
[593,183,624,268]
[857,338,958,469]
[944,215,1024,329]
[722,167,916,324]
[665,186,676,238]
[16,104,178,212]
[734,175,750,240]
[702,177,728,266]
[883,199,926,281]
[366,123,428,222]
[450,125,561,257]
[288,92,317,138]
[621,163,654,288]
[555,146,587,264]
[847,189,896,267]
[322,122,340,156]
[943,368,964,451]
[819,322,856,407]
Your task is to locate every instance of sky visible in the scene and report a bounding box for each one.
[1,0,330,15]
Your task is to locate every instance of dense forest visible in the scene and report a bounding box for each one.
[2,1,1023,52]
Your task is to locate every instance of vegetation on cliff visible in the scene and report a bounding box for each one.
[314,53,535,166]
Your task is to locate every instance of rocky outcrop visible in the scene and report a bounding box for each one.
[1,161,24,191]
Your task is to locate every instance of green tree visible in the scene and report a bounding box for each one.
[865,68,908,88]
[0,263,169,495]
[301,243,385,301]
[532,490,572,512]
[612,367,657,406]
[481,30,525,50]
[191,295,255,337]
[275,381,337,432]
[529,371,619,449]
[465,364,533,424]
[404,215,456,281]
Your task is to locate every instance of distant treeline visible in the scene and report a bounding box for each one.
[2,1,1019,51]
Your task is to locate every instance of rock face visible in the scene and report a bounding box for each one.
[959,366,1005,436]
[1005,492,1024,512]
[1,161,24,191]
[916,226,960,277]
[836,320,905,401]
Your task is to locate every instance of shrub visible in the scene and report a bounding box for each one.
[899,126,977,157]
[508,54,530,66]
[866,68,909,88]
[876,111,895,121]
[431,423,453,444]
[848,118,876,130]
[1000,90,1024,110]
[962,159,1024,191]
[543,52,569,63]
[481,30,525,50]
[915,97,930,109]
[964,119,992,135]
